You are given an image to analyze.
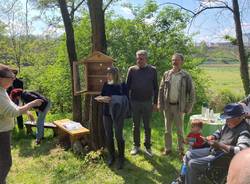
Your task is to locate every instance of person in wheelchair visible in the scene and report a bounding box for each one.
[173,103,250,184]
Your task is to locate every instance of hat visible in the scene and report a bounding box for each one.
[0,64,15,79]
[220,103,246,119]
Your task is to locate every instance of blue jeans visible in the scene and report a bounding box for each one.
[36,101,51,140]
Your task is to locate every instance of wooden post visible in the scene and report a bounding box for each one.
[88,95,105,150]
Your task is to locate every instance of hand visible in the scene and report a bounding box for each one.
[27,111,35,122]
[189,142,194,146]
[200,136,208,142]
[102,96,111,103]
[206,135,216,141]
[208,140,222,150]
[31,99,43,107]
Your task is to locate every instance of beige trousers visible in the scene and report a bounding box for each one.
[163,104,184,152]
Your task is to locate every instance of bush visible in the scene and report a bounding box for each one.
[209,88,243,112]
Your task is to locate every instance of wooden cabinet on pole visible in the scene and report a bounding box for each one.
[73,51,115,150]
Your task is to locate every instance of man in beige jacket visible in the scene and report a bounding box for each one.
[158,53,195,156]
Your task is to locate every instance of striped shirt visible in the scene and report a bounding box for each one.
[212,121,250,154]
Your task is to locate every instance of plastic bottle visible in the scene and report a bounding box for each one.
[180,164,187,176]
[202,102,208,118]
[209,109,214,122]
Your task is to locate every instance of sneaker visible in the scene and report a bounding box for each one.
[145,148,153,157]
[130,146,140,155]
[35,139,41,145]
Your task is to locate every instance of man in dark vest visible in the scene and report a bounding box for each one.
[184,103,250,184]
[7,69,24,130]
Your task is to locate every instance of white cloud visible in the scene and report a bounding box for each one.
[200,0,229,7]
[119,7,134,18]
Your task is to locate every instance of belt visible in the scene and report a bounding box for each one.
[169,102,179,105]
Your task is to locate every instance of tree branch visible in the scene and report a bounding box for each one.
[71,0,86,14]
[4,0,18,14]
[193,5,233,18]
[159,2,196,15]
[103,0,113,12]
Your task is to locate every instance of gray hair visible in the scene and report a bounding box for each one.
[136,50,148,58]
[173,53,184,62]
[0,64,15,78]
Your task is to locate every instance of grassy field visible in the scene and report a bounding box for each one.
[200,64,245,96]
[8,113,184,184]
[8,64,245,184]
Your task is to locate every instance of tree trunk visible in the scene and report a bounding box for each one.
[87,0,107,53]
[58,0,82,122]
[86,0,107,149]
[232,0,250,95]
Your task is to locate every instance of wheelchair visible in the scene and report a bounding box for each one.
[204,152,233,184]
[171,152,233,184]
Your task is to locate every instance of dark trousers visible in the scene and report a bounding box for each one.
[103,115,125,156]
[16,116,23,130]
[131,101,152,149]
[0,131,12,184]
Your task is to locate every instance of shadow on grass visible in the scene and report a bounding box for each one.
[107,151,179,184]
[11,127,57,158]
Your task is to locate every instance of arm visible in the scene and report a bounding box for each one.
[153,68,158,105]
[18,99,43,114]
[185,74,195,114]
[157,74,165,111]
[0,93,42,117]
[126,68,132,97]
[209,129,250,154]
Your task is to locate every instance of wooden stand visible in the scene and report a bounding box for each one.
[53,119,90,148]
[87,95,105,150]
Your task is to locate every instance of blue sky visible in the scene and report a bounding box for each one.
[113,0,250,43]
[7,0,250,43]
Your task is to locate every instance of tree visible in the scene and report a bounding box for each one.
[87,0,107,53]
[36,0,86,121]
[57,0,83,122]
[160,0,250,95]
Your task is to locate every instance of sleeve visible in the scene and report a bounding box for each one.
[185,74,195,113]
[230,130,250,154]
[121,82,129,98]
[0,92,21,117]
[212,126,225,139]
[126,68,132,93]
[157,73,165,110]
[153,68,158,105]
[193,135,205,147]
[101,83,107,96]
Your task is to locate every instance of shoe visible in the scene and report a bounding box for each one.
[130,146,140,155]
[36,139,41,145]
[145,148,153,157]
[117,141,125,169]
[117,157,124,169]
[162,149,172,155]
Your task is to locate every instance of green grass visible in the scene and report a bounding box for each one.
[200,64,245,96]
[8,112,185,184]
[8,64,245,183]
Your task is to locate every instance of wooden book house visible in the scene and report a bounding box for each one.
[73,51,115,95]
